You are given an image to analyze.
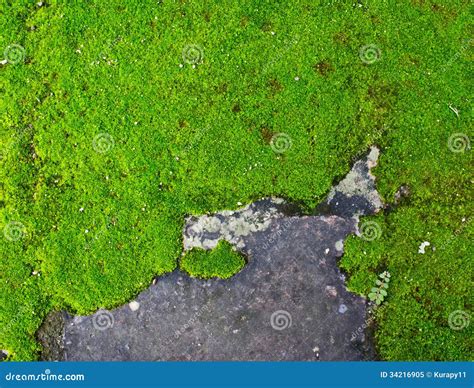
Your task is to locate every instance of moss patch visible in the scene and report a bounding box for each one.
[0,0,472,360]
[180,241,246,280]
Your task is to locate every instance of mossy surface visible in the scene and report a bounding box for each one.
[1,0,472,360]
[180,241,246,279]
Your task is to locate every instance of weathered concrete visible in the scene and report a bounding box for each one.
[46,147,383,361]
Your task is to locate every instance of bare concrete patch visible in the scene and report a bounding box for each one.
[36,311,66,361]
[325,146,383,218]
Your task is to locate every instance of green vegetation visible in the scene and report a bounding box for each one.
[1,0,472,360]
[180,241,246,279]
[368,271,390,305]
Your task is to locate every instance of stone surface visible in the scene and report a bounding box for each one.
[324,146,383,218]
[43,148,383,361]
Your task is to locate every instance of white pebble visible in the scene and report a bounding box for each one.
[129,301,140,311]
[418,241,430,254]
[338,304,348,314]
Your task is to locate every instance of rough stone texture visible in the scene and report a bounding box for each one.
[0,350,8,361]
[324,146,383,218]
[35,311,66,361]
[49,148,382,361]
[183,198,288,251]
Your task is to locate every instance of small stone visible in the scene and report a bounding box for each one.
[325,285,337,298]
[0,350,9,360]
[129,301,140,311]
[338,304,348,314]
[418,241,430,254]
[325,248,330,254]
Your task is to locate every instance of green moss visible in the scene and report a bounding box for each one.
[180,241,246,279]
[0,0,472,360]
